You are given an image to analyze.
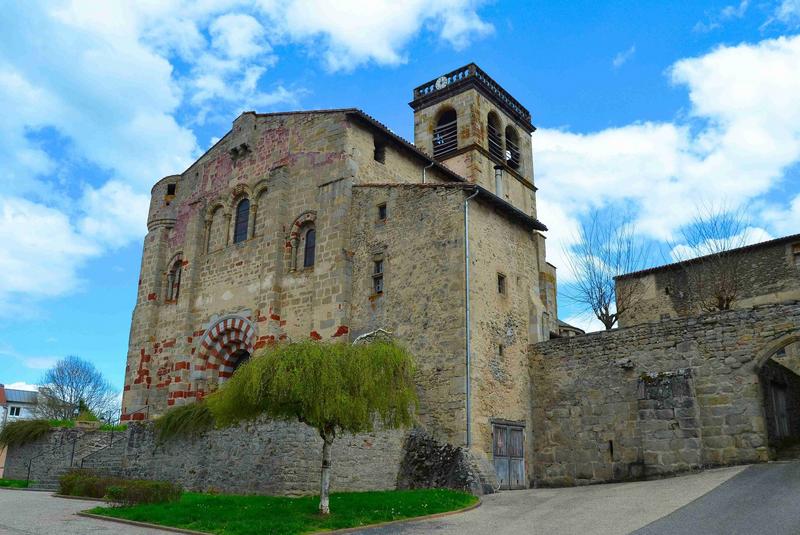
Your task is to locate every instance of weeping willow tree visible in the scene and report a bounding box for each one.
[185,340,418,514]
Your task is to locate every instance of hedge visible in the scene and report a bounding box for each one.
[0,420,51,447]
[59,470,181,505]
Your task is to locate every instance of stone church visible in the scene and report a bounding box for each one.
[121,64,559,489]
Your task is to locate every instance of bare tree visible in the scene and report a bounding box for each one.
[35,356,118,420]
[670,205,753,313]
[564,210,650,330]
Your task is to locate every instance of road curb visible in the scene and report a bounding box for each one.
[77,497,481,535]
[54,493,113,503]
[77,512,211,534]
[319,498,482,533]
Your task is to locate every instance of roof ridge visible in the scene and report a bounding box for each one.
[616,232,800,280]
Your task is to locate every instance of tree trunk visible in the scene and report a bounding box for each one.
[319,430,334,514]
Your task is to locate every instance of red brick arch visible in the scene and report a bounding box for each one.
[194,315,256,385]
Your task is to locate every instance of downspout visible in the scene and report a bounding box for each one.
[422,160,435,184]
[463,187,480,449]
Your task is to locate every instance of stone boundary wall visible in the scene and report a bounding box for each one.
[4,419,488,495]
[3,428,113,482]
[119,419,406,495]
[530,300,800,487]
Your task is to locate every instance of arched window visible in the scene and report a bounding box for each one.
[166,258,182,301]
[233,198,250,244]
[433,109,458,158]
[487,112,503,161]
[303,227,316,268]
[505,126,520,169]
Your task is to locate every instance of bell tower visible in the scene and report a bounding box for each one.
[410,64,537,217]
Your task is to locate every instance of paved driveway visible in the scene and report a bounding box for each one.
[360,465,750,535]
[634,461,800,535]
[0,490,172,534]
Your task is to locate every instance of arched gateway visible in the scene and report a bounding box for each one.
[193,315,256,388]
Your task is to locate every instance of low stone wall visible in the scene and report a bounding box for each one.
[119,418,407,495]
[530,301,800,487]
[3,427,113,482]
[3,419,489,495]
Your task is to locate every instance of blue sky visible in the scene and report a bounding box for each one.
[1,0,799,392]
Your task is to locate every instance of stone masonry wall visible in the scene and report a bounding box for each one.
[3,428,113,482]
[118,418,406,495]
[617,236,800,327]
[4,421,495,496]
[530,301,800,487]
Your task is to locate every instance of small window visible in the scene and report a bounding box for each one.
[378,203,387,221]
[374,137,386,164]
[497,273,507,295]
[793,244,800,267]
[664,287,671,295]
[167,258,182,301]
[10,406,21,417]
[233,198,250,244]
[303,228,316,268]
[166,183,176,196]
[498,344,504,357]
[373,259,384,294]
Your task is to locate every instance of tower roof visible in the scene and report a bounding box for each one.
[410,63,535,132]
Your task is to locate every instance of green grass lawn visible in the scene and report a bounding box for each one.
[0,479,30,488]
[87,488,477,534]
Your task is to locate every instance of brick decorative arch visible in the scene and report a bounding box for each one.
[194,315,256,385]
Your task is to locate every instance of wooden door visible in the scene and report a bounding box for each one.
[493,424,525,490]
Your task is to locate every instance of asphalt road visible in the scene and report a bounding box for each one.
[2,463,798,534]
[633,461,800,535]
[358,465,749,535]
[0,490,172,534]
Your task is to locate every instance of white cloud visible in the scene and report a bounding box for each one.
[3,382,39,392]
[773,0,800,27]
[561,311,608,334]
[669,226,774,261]
[538,33,800,310]
[210,13,268,59]
[0,344,59,373]
[0,1,493,313]
[273,0,493,71]
[612,45,636,69]
[0,197,99,303]
[694,0,749,32]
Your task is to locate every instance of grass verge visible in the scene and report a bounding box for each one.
[0,479,30,488]
[87,488,477,534]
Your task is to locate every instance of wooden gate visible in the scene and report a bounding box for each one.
[493,423,525,490]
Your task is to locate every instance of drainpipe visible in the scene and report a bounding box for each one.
[494,165,504,198]
[464,187,480,449]
[422,160,435,184]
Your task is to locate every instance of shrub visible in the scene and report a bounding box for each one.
[77,410,99,422]
[99,423,127,432]
[59,470,107,498]
[48,419,76,428]
[59,470,182,505]
[0,420,51,447]
[154,401,214,443]
[105,480,182,506]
